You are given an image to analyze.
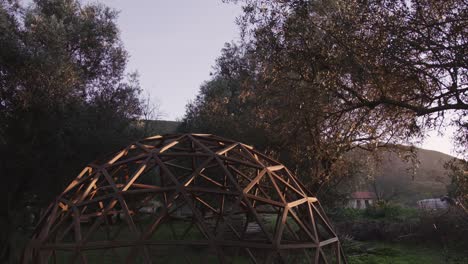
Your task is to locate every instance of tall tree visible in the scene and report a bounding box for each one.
[234,0,467,153]
[0,0,144,260]
[182,15,411,191]
[183,0,467,200]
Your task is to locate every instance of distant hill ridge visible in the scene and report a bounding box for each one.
[348,147,456,206]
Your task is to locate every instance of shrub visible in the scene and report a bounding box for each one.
[364,202,419,222]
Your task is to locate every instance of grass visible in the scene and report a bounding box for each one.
[345,241,468,264]
[49,219,251,263]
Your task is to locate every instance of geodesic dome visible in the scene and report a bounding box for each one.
[24,134,346,263]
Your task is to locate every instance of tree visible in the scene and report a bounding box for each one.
[446,159,468,213]
[233,0,467,154]
[0,0,145,261]
[182,11,414,195]
[183,0,467,203]
[180,44,271,148]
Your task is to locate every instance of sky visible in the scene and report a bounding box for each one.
[95,0,241,120]
[90,1,457,157]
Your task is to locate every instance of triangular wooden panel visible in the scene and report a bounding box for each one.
[24,134,346,264]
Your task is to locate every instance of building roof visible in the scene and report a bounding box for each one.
[350,191,377,199]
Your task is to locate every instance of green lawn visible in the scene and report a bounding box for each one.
[346,241,468,264]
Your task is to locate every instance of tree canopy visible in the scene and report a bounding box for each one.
[182,0,467,197]
[240,0,467,147]
[0,0,147,260]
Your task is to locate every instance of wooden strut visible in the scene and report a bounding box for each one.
[23,133,347,264]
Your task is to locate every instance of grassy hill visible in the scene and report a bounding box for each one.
[347,147,456,206]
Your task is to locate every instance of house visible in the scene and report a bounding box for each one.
[348,191,377,209]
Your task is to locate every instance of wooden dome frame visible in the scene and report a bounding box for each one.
[23,134,346,263]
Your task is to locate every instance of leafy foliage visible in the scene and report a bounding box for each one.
[182,0,467,202]
[446,159,468,212]
[0,0,148,261]
[235,0,467,150]
[331,203,419,223]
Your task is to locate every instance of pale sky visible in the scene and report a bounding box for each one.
[95,0,241,120]
[90,1,459,157]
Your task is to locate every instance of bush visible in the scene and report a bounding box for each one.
[331,203,421,241]
[364,202,419,222]
[329,203,419,223]
[329,207,365,221]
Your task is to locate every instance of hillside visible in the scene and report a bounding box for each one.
[347,148,456,206]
